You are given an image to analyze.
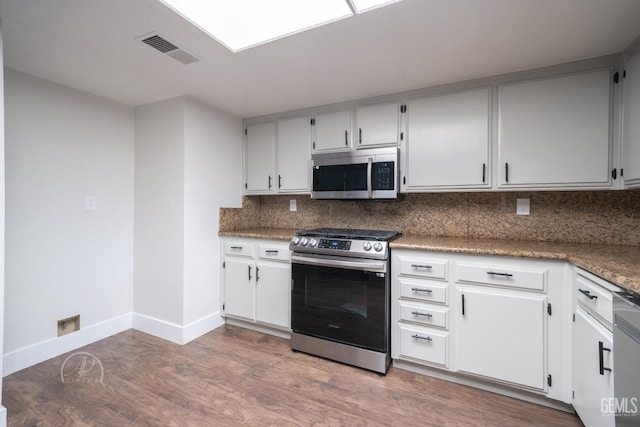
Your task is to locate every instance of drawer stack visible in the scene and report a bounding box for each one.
[392,254,451,368]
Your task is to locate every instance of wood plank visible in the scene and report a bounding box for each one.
[3,325,582,426]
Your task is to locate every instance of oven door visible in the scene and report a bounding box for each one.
[291,253,389,352]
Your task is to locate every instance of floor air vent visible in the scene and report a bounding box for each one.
[139,33,199,65]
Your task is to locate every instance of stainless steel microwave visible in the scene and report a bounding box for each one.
[311,147,399,200]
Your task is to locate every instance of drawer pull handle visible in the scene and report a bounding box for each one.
[411,334,433,342]
[265,250,279,254]
[411,311,433,318]
[599,341,612,375]
[578,288,598,300]
[230,246,243,250]
[411,287,433,293]
[487,271,513,277]
[411,264,433,270]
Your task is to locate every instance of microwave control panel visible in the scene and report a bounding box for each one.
[372,162,395,190]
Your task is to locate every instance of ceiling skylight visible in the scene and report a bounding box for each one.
[349,0,401,13]
[159,0,401,53]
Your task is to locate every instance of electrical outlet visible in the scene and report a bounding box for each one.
[516,198,530,216]
[290,199,297,212]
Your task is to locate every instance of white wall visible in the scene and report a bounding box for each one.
[134,96,242,342]
[0,22,7,427]
[183,98,243,326]
[3,69,134,372]
[133,98,186,326]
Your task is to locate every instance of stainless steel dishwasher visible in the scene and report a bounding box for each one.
[612,291,640,426]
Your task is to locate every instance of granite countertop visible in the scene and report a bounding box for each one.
[392,235,640,296]
[219,228,299,241]
[218,228,640,296]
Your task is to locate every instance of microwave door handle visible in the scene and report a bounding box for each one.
[367,157,373,199]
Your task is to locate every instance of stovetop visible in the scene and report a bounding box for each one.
[296,228,401,242]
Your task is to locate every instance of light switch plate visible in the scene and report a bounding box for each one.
[290,199,297,212]
[516,198,530,215]
[85,195,97,211]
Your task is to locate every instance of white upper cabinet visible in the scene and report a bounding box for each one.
[313,109,352,152]
[404,88,491,190]
[356,102,401,147]
[276,116,311,192]
[498,69,613,189]
[623,49,640,188]
[245,118,311,195]
[245,122,276,193]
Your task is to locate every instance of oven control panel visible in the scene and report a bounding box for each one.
[290,236,389,259]
[318,239,351,250]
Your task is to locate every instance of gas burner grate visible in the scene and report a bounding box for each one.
[297,228,401,241]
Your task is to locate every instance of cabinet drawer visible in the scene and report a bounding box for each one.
[398,324,448,367]
[399,278,448,304]
[224,242,255,257]
[258,244,290,262]
[399,256,448,280]
[455,261,546,291]
[574,273,614,326]
[399,301,448,329]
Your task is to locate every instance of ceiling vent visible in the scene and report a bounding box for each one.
[139,33,199,65]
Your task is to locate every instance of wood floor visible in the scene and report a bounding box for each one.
[3,325,583,426]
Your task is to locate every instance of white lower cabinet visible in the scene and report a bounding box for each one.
[255,261,290,327]
[572,307,614,427]
[222,238,291,331]
[224,257,255,320]
[571,268,620,427]
[455,286,546,391]
[392,249,571,406]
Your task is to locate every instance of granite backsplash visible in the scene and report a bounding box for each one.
[219,191,640,246]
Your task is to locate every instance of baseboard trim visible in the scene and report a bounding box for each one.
[3,313,132,377]
[132,311,224,345]
[131,313,183,344]
[182,312,225,344]
[0,405,6,427]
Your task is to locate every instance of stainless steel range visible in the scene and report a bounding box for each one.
[289,228,401,374]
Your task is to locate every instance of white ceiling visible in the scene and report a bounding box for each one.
[1,0,640,119]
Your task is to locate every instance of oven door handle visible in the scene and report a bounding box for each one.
[291,254,387,273]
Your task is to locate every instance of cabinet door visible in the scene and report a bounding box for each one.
[246,122,276,192]
[499,69,612,188]
[224,258,255,321]
[277,116,311,192]
[313,110,352,152]
[455,286,547,390]
[623,51,640,187]
[572,307,615,427]
[256,261,291,329]
[356,102,400,147]
[405,88,490,189]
